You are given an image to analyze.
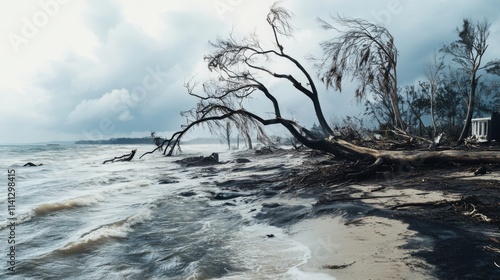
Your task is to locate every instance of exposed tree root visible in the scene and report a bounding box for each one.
[484,246,500,254]
[452,198,493,222]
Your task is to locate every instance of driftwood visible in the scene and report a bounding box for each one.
[103,149,137,164]
[24,162,42,167]
[390,200,451,210]
[322,261,356,270]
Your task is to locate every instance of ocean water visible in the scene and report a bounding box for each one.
[0,144,334,279]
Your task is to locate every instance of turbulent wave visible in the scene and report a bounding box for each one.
[34,195,105,216]
[57,209,153,255]
[0,179,154,230]
[1,144,334,279]
[0,195,105,230]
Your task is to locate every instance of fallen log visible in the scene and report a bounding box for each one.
[332,138,500,166]
[103,149,137,164]
[323,261,356,270]
[390,200,451,210]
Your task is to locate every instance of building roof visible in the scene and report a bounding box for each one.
[471,117,491,121]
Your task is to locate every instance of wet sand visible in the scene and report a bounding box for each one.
[286,164,500,279]
[291,216,433,279]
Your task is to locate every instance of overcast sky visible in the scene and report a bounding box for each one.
[1,0,499,144]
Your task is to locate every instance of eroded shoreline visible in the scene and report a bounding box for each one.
[175,147,500,279]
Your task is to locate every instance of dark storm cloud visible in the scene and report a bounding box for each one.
[2,0,499,143]
[36,1,225,141]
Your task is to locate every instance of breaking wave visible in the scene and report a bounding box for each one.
[0,195,104,230]
[33,195,105,216]
[57,209,153,255]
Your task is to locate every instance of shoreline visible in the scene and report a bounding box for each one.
[170,145,499,279]
[210,147,500,279]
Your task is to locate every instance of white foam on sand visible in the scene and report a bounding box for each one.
[216,222,335,280]
[289,215,434,279]
[207,192,334,279]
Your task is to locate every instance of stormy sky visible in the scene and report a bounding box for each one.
[1,0,499,144]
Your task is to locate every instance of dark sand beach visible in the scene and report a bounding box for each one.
[205,147,500,279]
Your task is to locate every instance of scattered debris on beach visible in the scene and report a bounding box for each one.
[322,261,356,270]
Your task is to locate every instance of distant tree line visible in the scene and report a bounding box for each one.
[75,137,155,145]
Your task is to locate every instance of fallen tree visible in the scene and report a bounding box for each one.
[103,149,137,164]
[142,3,500,167]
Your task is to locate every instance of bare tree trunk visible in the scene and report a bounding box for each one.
[428,87,440,151]
[392,97,404,130]
[458,73,478,142]
[225,121,231,149]
[243,129,252,150]
[425,53,444,140]
[391,72,404,130]
[430,84,437,139]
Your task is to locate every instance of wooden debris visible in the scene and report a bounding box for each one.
[322,261,356,270]
[103,149,137,164]
[474,166,491,176]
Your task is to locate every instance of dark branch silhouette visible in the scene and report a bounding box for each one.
[315,16,403,129]
[141,4,500,166]
[103,149,137,164]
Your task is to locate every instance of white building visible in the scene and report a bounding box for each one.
[471,117,490,142]
[471,112,500,142]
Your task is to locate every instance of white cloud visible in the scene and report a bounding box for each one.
[0,0,98,92]
[66,89,134,124]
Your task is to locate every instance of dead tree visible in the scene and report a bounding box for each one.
[143,4,500,166]
[424,53,445,142]
[316,16,404,130]
[441,18,500,143]
[103,149,137,164]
